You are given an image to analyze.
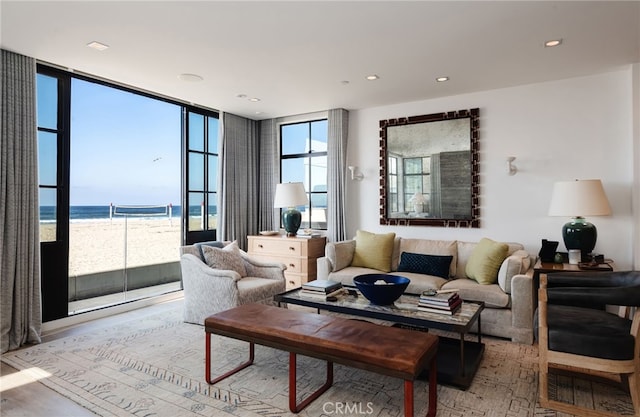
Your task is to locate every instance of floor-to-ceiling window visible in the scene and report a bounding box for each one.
[280,119,327,230]
[36,65,218,320]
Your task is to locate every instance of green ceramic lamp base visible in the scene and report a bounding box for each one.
[282,208,302,237]
[562,216,597,256]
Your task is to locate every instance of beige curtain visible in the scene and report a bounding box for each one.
[1,49,42,353]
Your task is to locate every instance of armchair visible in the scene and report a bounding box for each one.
[537,271,640,416]
[179,242,286,325]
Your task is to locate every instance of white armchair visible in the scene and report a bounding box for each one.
[179,242,286,325]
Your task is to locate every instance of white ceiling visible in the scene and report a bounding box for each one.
[1,1,639,120]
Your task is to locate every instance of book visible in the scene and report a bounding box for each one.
[417,302,462,315]
[418,297,462,311]
[299,287,345,299]
[302,279,342,293]
[419,292,460,306]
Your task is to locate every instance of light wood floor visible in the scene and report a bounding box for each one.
[0,299,182,417]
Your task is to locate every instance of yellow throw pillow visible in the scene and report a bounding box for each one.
[465,238,509,285]
[350,230,396,272]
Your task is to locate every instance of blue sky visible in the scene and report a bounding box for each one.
[38,76,182,206]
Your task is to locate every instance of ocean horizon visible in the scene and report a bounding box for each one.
[39,205,217,222]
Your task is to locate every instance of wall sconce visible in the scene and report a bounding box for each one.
[506,157,517,176]
[348,166,364,181]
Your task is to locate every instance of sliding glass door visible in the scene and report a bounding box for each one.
[36,65,219,320]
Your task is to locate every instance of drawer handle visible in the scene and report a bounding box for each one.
[289,263,296,268]
[258,244,264,248]
[289,246,295,251]
[288,280,296,286]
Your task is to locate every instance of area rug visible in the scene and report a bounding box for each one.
[2,301,634,417]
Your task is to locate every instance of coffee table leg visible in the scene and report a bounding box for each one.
[459,335,465,377]
[403,380,414,417]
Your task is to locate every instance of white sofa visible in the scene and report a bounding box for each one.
[317,237,535,344]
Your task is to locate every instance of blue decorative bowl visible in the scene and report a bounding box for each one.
[353,274,410,305]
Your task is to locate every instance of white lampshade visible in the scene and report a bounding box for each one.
[548,179,611,217]
[273,182,309,208]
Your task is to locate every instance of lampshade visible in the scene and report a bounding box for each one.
[274,182,309,208]
[548,179,611,256]
[548,179,611,217]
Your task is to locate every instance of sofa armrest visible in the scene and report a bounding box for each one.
[317,257,333,280]
[240,252,287,282]
[509,269,535,343]
[325,240,356,272]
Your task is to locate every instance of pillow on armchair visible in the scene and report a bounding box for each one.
[201,241,247,277]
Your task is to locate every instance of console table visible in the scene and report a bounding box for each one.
[247,235,326,290]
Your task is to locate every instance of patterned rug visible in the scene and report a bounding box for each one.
[2,301,634,416]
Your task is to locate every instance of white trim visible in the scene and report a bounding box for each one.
[41,291,184,336]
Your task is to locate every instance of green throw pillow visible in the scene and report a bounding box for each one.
[465,238,509,285]
[351,230,396,272]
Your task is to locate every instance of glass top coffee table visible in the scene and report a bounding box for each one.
[274,287,484,389]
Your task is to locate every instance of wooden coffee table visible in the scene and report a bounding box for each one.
[275,287,484,389]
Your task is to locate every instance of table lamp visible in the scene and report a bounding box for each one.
[274,182,309,237]
[547,179,611,257]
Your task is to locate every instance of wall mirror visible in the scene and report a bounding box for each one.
[379,108,479,227]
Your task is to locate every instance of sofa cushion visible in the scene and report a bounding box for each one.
[441,278,511,308]
[397,252,453,279]
[351,230,396,272]
[397,239,457,277]
[497,250,531,294]
[202,241,247,277]
[465,238,509,285]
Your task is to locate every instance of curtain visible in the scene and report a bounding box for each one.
[1,49,42,353]
[258,119,278,231]
[326,109,349,242]
[219,112,260,251]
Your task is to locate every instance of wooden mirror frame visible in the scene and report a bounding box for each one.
[379,108,480,227]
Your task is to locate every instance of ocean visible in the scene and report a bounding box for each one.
[39,205,217,222]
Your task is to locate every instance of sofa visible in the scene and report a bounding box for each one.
[317,232,535,344]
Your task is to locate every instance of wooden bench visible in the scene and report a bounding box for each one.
[204,303,439,417]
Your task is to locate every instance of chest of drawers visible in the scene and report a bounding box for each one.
[247,235,326,290]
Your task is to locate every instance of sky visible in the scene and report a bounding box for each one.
[38,75,182,206]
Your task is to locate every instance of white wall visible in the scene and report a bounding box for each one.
[347,69,635,269]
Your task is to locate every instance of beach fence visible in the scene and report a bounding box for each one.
[69,203,179,301]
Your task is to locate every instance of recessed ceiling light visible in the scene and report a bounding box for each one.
[544,39,562,47]
[86,41,109,51]
[366,74,379,81]
[436,76,450,82]
[177,73,204,82]
[249,97,261,102]
[341,80,350,85]
[236,94,247,99]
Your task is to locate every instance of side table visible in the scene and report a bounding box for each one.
[532,259,615,306]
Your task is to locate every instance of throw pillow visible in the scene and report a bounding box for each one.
[350,230,396,272]
[201,241,247,277]
[465,238,509,285]
[397,252,453,279]
[194,240,225,262]
[497,250,531,293]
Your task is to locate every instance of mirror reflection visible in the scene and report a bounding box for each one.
[379,109,479,227]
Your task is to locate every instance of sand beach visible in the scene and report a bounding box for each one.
[41,218,181,276]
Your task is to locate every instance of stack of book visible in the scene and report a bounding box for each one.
[417,291,462,315]
[299,280,344,299]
